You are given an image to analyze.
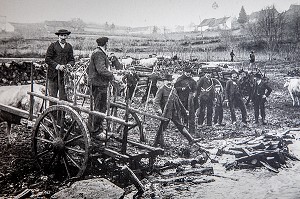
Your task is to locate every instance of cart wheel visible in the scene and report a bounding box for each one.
[110,105,145,142]
[32,105,90,180]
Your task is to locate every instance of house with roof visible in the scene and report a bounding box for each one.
[198,17,233,31]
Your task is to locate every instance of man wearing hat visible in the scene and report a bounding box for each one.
[225,72,247,126]
[251,73,272,125]
[153,74,201,147]
[174,67,197,124]
[196,71,215,126]
[45,29,75,105]
[88,37,114,135]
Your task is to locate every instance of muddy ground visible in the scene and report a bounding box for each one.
[0,60,300,198]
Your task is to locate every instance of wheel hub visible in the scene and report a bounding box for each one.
[53,137,65,152]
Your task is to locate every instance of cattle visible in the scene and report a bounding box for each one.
[138,57,158,68]
[110,53,124,70]
[0,84,45,145]
[120,57,134,68]
[284,78,300,106]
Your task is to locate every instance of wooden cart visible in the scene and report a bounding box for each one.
[0,62,166,194]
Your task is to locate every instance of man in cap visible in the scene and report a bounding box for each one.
[225,71,247,126]
[251,73,272,125]
[153,74,201,147]
[45,29,75,105]
[174,67,197,124]
[122,67,139,101]
[196,71,215,126]
[88,37,114,135]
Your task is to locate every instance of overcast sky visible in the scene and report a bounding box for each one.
[0,0,299,27]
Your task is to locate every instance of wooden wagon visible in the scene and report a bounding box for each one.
[0,62,166,195]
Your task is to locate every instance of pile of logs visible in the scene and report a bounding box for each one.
[0,61,46,86]
[222,129,299,173]
[287,68,300,77]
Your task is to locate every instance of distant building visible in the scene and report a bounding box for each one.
[0,16,14,32]
[198,17,232,31]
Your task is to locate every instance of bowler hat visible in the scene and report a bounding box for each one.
[96,37,109,46]
[55,29,71,35]
[254,73,262,78]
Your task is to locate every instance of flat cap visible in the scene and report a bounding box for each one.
[96,37,109,46]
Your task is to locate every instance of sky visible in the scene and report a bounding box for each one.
[0,0,299,27]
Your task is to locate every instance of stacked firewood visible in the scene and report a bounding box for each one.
[287,68,300,77]
[0,61,47,86]
[223,129,299,173]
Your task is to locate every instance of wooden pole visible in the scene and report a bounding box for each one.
[29,62,34,121]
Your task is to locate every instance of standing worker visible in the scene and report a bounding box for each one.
[249,51,256,71]
[174,67,197,124]
[230,50,235,62]
[88,37,114,136]
[122,67,139,101]
[45,29,75,105]
[153,74,201,147]
[225,71,247,126]
[196,72,215,126]
[251,73,272,125]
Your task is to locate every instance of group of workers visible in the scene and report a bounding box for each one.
[45,29,272,147]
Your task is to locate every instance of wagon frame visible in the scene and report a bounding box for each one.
[0,62,166,194]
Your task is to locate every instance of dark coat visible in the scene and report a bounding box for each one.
[174,74,196,102]
[225,79,242,102]
[88,47,113,87]
[154,85,186,121]
[251,80,272,101]
[45,41,75,80]
[122,72,139,87]
[196,76,215,100]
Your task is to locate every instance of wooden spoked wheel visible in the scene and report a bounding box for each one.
[32,105,90,180]
[110,104,145,142]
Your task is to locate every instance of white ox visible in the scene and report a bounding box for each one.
[120,57,133,68]
[139,57,158,67]
[0,84,45,144]
[284,78,300,106]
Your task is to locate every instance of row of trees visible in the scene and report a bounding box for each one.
[237,5,300,60]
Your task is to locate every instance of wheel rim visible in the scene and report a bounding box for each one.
[110,106,145,142]
[32,105,90,180]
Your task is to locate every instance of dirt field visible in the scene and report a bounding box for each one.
[0,60,300,198]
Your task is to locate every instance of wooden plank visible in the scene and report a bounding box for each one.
[28,91,133,126]
[0,103,30,119]
[102,148,130,160]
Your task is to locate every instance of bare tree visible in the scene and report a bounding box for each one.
[247,5,285,60]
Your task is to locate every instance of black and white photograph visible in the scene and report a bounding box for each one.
[0,0,300,198]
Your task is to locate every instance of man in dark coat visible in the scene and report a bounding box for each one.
[225,72,247,125]
[196,72,215,126]
[153,74,201,147]
[141,71,160,103]
[251,73,272,125]
[45,29,75,105]
[174,67,197,124]
[122,67,139,100]
[88,37,114,134]
[250,51,256,71]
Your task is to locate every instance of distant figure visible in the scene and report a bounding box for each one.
[230,50,235,62]
[250,51,256,71]
[141,71,160,103]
